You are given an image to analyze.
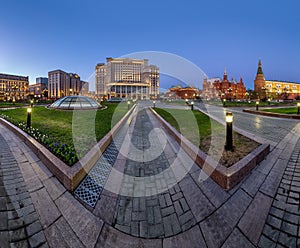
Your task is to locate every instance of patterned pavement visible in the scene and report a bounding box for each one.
[259,138,300,247]
[0,101,300,247]
[112,108,197,238]
[0,134,47,247]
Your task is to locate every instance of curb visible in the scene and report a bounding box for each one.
[150,108,270,190]
[0,104,136,191]
[243,108,300,119]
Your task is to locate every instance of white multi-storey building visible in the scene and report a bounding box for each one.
[95,58,159,100]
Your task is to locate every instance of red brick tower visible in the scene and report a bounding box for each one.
[254,59,266,95]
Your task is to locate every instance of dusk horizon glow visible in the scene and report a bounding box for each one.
[1,0,300,90]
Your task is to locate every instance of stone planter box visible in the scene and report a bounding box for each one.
[0,105,136,191]
[151,108,270,190]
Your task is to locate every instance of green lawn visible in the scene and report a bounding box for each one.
[154,108,259,167]
[263,107,299,115]
[0,103,128,165]
[0,100,52,108]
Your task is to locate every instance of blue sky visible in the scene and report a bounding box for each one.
[1,0,300,90]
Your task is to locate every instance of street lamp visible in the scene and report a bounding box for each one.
[268,98,271,105]
[127,100,130,110]
[256,101,259,111]
[27,108,32,128]
[223,98,226,107]
[225,112,233,151]
[191,101,194,110]
[30,99,34,107]
[297,102,300,115]
[153,100,156,108]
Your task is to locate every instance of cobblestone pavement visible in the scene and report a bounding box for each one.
[259,138,300,247]
[112,108,197,238]
[0,134,47,248]
[0,101,300,247]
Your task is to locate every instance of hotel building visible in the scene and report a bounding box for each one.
[95,58,159,100]
[48,70,87,99]
[0,73,29,101]
[202,70,246,100]
[254,60,300,100]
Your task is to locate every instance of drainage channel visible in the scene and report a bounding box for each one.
[74,111,133,208]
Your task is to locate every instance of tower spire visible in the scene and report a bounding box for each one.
[257,59,263,75]
[223,67,228,81]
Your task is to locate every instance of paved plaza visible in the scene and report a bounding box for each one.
[0,102,300,247]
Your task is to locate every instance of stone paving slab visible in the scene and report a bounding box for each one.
[163,224,206,248]
[30,188,61,229]
[55,192,103,247]
[200,189,252,248]
[97,224,162,248]
[221,228,255,248]
[44,217,85,248]
[238,191,273,245]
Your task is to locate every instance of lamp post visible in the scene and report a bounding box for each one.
[30,99,34,107]
[127,100,130,110]
[27,108,32,128]
[268,98,271,105]
[256,101,259,111]
[225,112,233,151]
[191,101,194,110]
[223,98,226,107]
[297,102,300,115]
[153,100,156,108]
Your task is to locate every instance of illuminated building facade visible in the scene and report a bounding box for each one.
[48,70,86,99]
[95,58,159,100]
[0,73,29,101]
[29,83,47,99]
[254,60,300,100]
[202,70,246,100]
[165,86,200,99]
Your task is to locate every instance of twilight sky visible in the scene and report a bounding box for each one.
[1,0,300,90]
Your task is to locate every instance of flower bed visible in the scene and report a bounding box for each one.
[0,114,78,165]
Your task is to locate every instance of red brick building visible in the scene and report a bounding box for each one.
[202,70,246,100]
[165,86,200,100]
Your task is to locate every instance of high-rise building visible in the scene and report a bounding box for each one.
[0,73,29,101]
[254,60,300,100]
[48,70,86,99]
[36,77,48,88]
[95,58,159,100]
[80,80,89,96]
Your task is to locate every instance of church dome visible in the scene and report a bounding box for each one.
[49,96,100,110]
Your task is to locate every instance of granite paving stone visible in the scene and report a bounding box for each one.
[238,191,273,245]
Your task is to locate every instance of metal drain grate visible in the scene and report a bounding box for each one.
[74,126,128,207]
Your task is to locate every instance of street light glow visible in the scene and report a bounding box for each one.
[226,112,233,123]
